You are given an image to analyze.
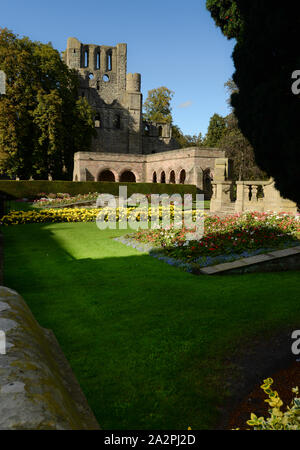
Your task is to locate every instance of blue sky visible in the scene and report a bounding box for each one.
[1,0,235,136]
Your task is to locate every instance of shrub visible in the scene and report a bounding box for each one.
[0,180,196,200]
[246,378,300,430]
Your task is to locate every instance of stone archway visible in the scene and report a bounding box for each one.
[169,170,176,184]
[98,169,115,182]
[119,170,136,182]
[160,171,166,183]
[203,168,213,198]
[179,169,186,184]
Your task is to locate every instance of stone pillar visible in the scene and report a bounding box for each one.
[214,158,229,182]
[235,182,245,213]
[210,181,232,212]
[263,180,297,213]
[210,157,232,212]
[125,74,142,154]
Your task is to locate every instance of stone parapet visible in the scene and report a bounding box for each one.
[0,287,99,430]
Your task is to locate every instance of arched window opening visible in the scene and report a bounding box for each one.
[144,124,150,136]
[84,50,89,68]
[96,51,100,69]
[160,171,166,184]
[203,169,212,190]
[97,80,100,90]
[203,169,213,198]
[152,172,157,183]
[107,51,112,71]
[98,170,115,182]
[158,126,163,137]
[95,113,101,128]
[179,169,186,184]
[119,171,136,182]
[169,170,176,184]
[114,114,121,129]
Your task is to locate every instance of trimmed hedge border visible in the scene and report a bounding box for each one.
[0,180,196,200]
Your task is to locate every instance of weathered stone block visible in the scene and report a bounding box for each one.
[0,287,99,430]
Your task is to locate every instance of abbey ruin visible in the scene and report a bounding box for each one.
[65,38,224,195]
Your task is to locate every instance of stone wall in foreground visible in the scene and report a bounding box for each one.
[0,286,99,430]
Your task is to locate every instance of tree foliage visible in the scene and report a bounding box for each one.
[143,86,174,124]
[202,113,227,147]
[206,1,300,204]
[172,125,203,148]
[0,28,95,180]
[219,80,267,181]
[219,113,267,181]
[206,0,242,39]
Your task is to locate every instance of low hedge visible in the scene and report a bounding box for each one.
[0,180,197,200]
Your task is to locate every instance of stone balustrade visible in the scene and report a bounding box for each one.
[210,158,298,215]
[235,179,297,214]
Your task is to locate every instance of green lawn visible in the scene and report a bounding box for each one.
[6,200,34,212]
[3,222,300,429]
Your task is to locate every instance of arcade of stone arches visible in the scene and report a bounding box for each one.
[98,169,187,184]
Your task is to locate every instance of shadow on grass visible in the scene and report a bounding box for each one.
[2,222,300,429]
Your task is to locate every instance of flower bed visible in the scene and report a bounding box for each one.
[2,208,300,272]
[0,205,200,226]
[124,212,300,270]
[0,208,100,225]
[32,192,100,207]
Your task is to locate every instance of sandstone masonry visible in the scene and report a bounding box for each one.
[65,38,224,195]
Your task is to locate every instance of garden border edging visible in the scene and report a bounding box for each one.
[115,236,300,275]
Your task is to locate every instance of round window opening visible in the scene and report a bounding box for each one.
[89,73,94,80]
[102,74,110,82]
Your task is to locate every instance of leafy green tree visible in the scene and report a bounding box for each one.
[172,125,203,148]
[203,113,227,147]
[0,28,95,180]
[206,1,300,204]
[206,0,242,39]
[219,113,267,181]
[218,80,267,181]
[143,86,174,124]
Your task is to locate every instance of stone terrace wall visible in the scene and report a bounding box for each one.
[73,147,225,193]
[0,287,99,430]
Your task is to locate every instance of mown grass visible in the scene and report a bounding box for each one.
[3,222,300,429]
[6,200,34,211]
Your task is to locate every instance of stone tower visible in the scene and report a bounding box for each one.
[64,37,143,154]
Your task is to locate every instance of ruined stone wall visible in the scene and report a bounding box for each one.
[65,38,144,154]
[65,38,182,155]
[0,286,99,430]
[142,121,178,154]
[73,147,225,194]
[73,151,146,183]
[145,148,225,188]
